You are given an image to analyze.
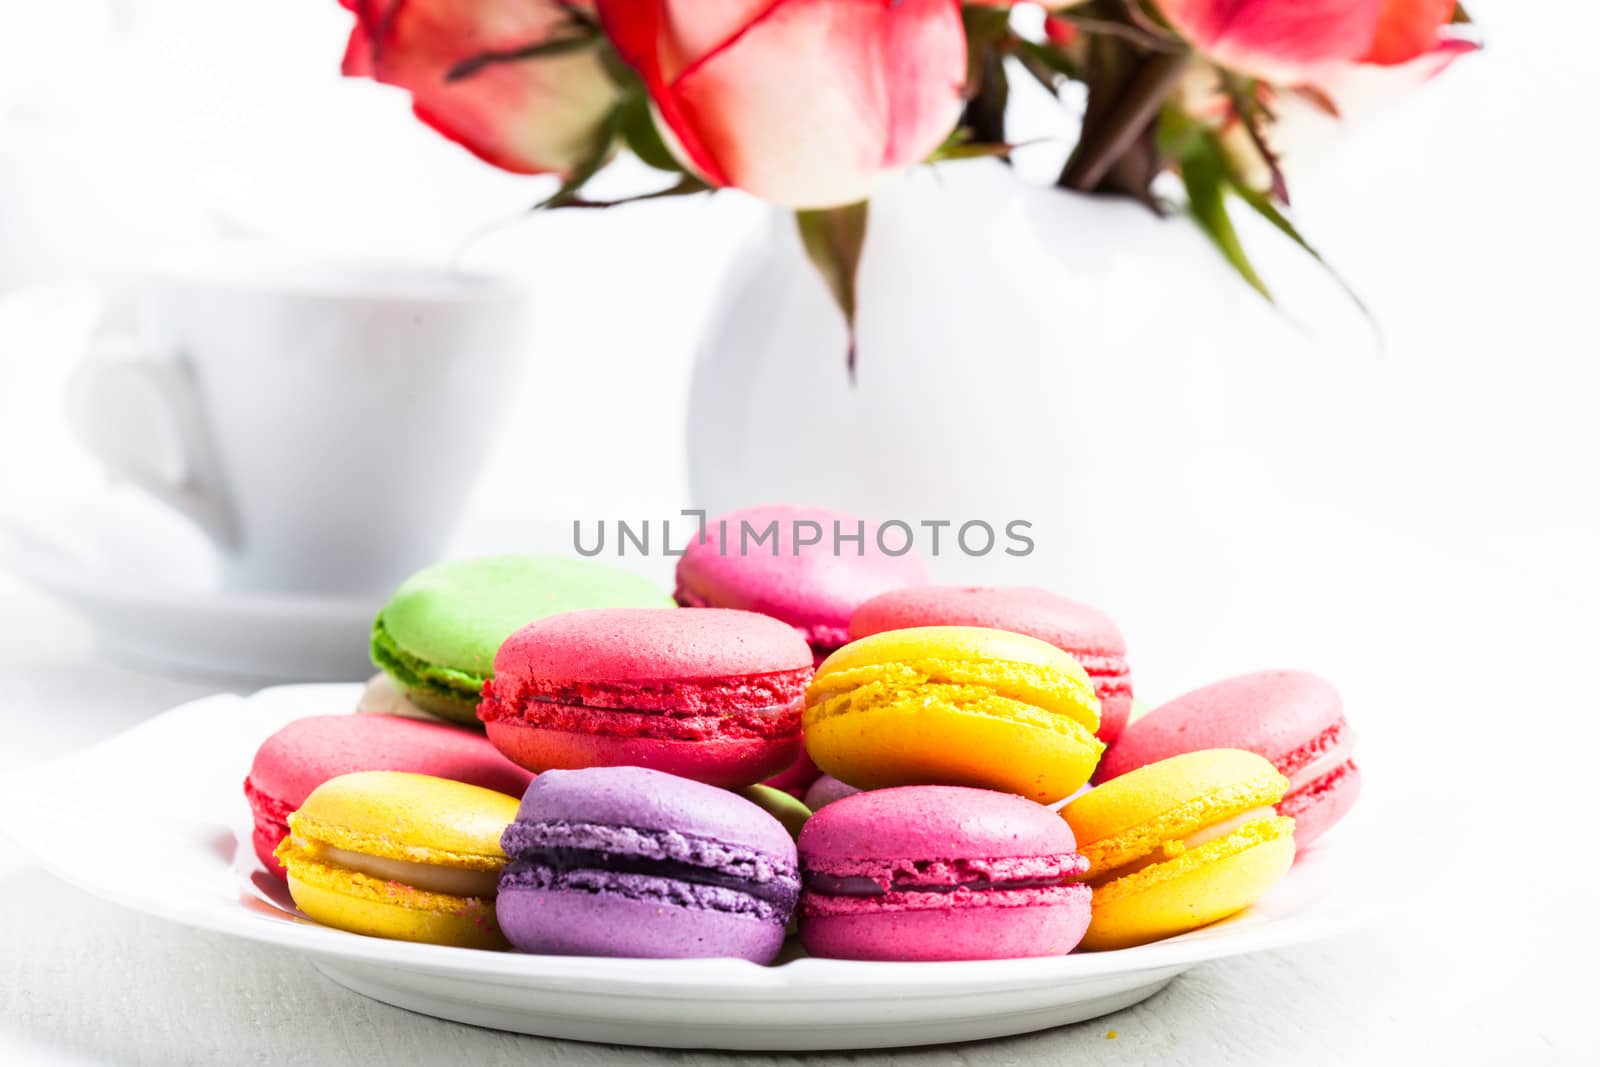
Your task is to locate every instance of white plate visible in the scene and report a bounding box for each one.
[0,685,1365,1051]
[0,499,380,681]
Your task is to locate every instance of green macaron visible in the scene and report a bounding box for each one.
[371,555,674,724]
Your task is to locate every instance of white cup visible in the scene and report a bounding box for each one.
[66,248,535,595]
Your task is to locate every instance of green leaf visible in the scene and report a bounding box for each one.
[795,202,870,378]
[1229,173,1375,324]
[1180,146,1272,301]
[617,89,681,173]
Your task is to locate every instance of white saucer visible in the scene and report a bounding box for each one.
[0,494,377,681]
[0,684,1367,1051]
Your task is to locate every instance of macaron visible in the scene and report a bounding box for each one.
[479,608,813,788]
[496,767,800,962]
[803,626,1104,802]
[849,585,1135,742]
[798,785,1092,961]
[276,771,521,949]
[243,714,532,879]
[371,554,674,724]
[675,505,929,660]
[1063,749,1295,951]
[739,784,812,840]
[802,774,861,812]
[1098,670,1359,848]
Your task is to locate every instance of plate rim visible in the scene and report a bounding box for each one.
[0,683,1367,997]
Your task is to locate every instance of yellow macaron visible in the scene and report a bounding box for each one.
[803,626,1104,802]
[1063,748,1295,950]
[276,770,521,950]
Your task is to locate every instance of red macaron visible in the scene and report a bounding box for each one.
[242,713,533,878]
[478,608,813,788]
[848,585,1135,742]
[1097,670,1361,848]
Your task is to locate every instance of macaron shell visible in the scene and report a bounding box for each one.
[1080,816,1296,951]
[1098,670,1345,782]
[800,785,1080,863]
[491,607,813,684]
[675,505,929,649]
[1279,759,1362,848]
[800,887,1092,961]
[811,627,1100,729]
[805,701,1100,802]
[289,771,520,867]
[495,885,788,961]
[1064,749,1289,874]
[282,849,506,950]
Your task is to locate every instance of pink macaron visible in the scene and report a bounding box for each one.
[478,608,813,788]
[1097,670,1360,848]
[242,714,533,879]
[848,585,1135,743]
[798,786,1092,961]
[675,505,929,660]
[676,504,928,796]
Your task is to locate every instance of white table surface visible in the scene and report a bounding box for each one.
[2,554,1595,1066]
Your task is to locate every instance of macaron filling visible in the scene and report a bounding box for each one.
[1279,721,1356,793]
[1088,807,1278,886]
[317,846,503,898]
[370,618,484,709]
[806,857,1094,895]
[500,821,800,920]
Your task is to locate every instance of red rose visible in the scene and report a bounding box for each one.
[596,0,968,208]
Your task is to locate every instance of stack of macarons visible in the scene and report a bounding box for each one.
[248,504,1360,962]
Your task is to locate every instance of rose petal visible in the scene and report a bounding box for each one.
[613,0,965,208]
[1155,0,1386,82]
[1361,0,1464,66]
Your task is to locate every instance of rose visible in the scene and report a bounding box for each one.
[1152,0,1470,84]
[595,0,968,209]
[338,0,620,175]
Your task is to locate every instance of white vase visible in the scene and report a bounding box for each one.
[688,160,1293,673]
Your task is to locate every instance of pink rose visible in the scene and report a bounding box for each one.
[595,0,968,208]
[338,0,620,175]
[1152,0,1470,84]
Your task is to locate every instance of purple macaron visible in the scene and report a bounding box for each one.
[496,766,800,962]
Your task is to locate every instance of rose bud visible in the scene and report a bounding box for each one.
[596,0,967,208]
[337,0,620,176]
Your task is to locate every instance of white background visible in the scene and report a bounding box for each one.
[1,0,1598,1063]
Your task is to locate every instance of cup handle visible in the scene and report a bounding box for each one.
[65,338,239,548]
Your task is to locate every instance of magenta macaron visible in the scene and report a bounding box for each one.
[478,608,812,788]
[848,585,1136,743]
[1098,670,1361,848]
[242,714,533,879]
[798,786,1092,961]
